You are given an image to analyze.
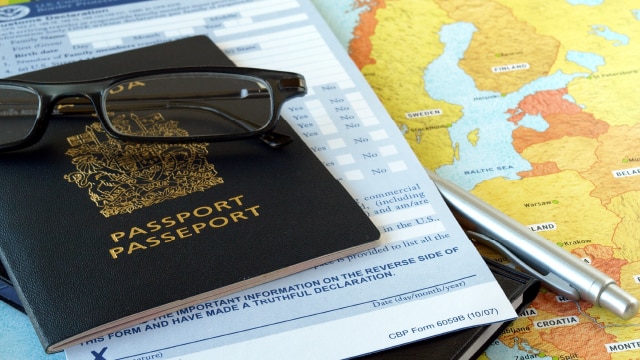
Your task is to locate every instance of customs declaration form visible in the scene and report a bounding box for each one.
[0,0,516,358]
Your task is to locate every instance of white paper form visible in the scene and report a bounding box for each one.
[0,0,516,358]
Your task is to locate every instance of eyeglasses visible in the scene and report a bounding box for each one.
[0,67,307,152]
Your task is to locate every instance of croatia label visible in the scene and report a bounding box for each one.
[534,316,579,329]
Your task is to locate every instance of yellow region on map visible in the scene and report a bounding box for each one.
[467,129,480,146]
[471,172,619,248]
[520,136,599,173]
[436,0,560,94]
[608,191,640,262]
[579,124,640,205]
[355,0,460,169]
[497,0,640,127]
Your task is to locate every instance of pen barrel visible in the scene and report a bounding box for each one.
[428,170,638,320]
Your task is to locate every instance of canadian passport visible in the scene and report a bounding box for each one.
[0,36,380,353]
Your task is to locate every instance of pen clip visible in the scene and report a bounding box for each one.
[467,230,581,301]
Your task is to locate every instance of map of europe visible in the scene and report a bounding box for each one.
[311,0,640,359]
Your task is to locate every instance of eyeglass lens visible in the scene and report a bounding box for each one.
[0,85,40,145]
[104,73,275,138]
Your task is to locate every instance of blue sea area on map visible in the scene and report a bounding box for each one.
[518,114,549,132]
[311,0,367,51]
[424,22,583,190]
[562,92,586,109]
[566,50,605,72]
[591,25,630,46]
[485,339,553,360]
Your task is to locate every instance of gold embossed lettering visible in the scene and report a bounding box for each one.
[129,226,147,239]
[109,247,124,259]
[176,227,192,238]
[146,221,162,232]
[146,237,161,247]
[229,195,244,206]
[193,206,213,217]
[245,205,260,217]
[209,217,229,228]
[128,241,147,254]
[106,195,260,259]
[192,223,207,234]
[230,211,248,222]
[161,232,176,243]
[111,232,125,243]
[213,201,231,211]
[162,216,177,227]
[176,212,191,223]
[108,81,145,95]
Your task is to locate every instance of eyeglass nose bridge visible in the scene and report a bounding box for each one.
[35,80,106,117]
[22,87,106,150]
[50,94,102,117]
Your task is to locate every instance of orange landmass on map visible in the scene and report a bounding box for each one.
[532,289,593,315]
[571,245,627,283]
[511,91,639,205]
[517,161,561,177]
[349,0,386,69]
[510,88,609,153]
[505,108,525,124]
[434,0,560,94]
[509,88,582,123]
[539,322,617,360]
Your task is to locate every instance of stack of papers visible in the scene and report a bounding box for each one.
[0,0,517,358]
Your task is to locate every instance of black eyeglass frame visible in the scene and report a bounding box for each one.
[0,66,307,152]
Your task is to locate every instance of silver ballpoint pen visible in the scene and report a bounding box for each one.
[426,169,639,320]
